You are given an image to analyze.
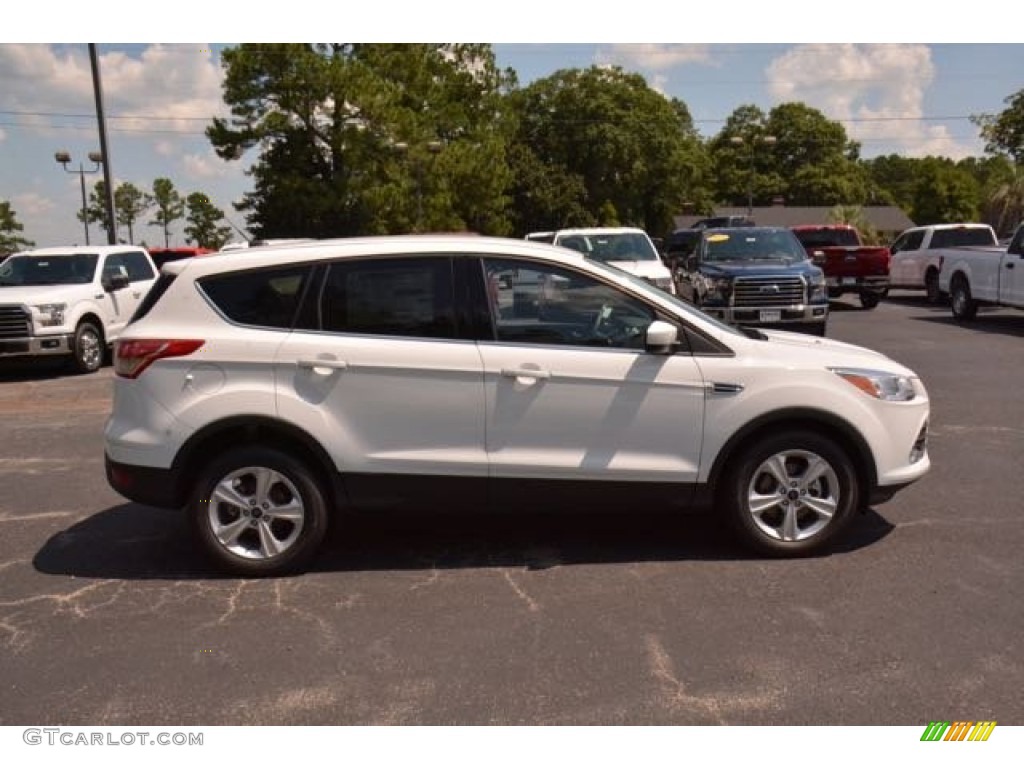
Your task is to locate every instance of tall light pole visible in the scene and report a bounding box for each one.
[55,151,103,245]
[392,140,443,232]
[730,134,777,216]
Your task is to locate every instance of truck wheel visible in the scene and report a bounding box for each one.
[721,430,858,557]
[807,321,827,337]
[924,270,942,304]
[859,292,881,309]
[70,321,104,374]
[190,446,329,577]
[950,275,978,322]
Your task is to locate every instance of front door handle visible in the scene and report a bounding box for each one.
[298,359,348,374]
[501,367,550,381]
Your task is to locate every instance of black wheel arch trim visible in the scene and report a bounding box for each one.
[703,407,877,505]
[170,415,348,511]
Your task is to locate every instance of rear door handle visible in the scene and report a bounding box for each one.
[501,367,550,381]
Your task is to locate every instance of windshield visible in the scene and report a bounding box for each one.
[793,229,860,248]
[558,232,659,264]
[0,254,99,286]
[583,258,746,338]
[702,230,807,263]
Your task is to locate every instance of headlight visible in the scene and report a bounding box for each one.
[34,303,67,327]
[831,367,917,402]
[702,276,732,300]
[649,276,675,293]
[809,274,826,302]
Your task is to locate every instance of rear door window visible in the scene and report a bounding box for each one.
[199,265,313,329]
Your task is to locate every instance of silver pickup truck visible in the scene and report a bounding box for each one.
[939,224,1024,320]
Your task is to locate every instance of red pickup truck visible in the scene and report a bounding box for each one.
[791,225,890,309]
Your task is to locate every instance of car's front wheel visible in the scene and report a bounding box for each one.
[722,431,858,556]
[190,447,329,576]
[859,291,882,309]
[70,320,104,374]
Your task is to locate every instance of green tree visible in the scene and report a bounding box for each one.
[184,192,232,249]
[114,182,153,244]
[149,178,185,247]
[973,88,1024,164]
[507,65,708,236]
[83,179,114,237]
[910,158,979,225]
[710,103,873,208]
[0,200,34,255]
[828,204,881,245]
[207,43,515,238]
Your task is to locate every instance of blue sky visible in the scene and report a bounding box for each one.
[1,36,1022,248]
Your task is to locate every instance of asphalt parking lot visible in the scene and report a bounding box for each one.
[0,293,1022,726]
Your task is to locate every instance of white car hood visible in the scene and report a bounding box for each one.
[0,285,92,305]
[606,260,672,279]
[754,328,916,376]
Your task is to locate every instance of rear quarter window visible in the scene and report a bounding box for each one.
[199,265,313,329]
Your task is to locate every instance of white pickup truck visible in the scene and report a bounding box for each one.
[889,223,998,303]
[0,245,158,373]
[939,223,1024,321]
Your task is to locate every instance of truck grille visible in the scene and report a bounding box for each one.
[0,305,31,339]
[733,277,805,307]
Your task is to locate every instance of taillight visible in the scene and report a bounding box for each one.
[114,339,204,379]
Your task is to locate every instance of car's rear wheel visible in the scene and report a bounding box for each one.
[190,447,329,576]
[722,431,858,556]
[924,269,942,304]
[859,291,881,309]
[950,275,978,321]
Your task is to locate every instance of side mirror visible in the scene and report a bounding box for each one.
[103,273,130,291]
[645,320,678,355]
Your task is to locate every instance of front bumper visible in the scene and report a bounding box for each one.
[700,303,828,326]
[0,334,73,358]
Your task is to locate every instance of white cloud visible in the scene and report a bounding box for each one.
[766,44,978,159]
[13,192,55,216]
[597,44,713,71]
[154,140,176,157]
[183,151,229,179]
[0,44,224,138]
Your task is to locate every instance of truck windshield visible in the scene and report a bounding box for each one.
[0,254,99,286]
[703,230,807,263]
[793,229,860,248]
[558,233,659,263]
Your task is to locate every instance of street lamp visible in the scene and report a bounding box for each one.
[55,150,103,245]
[392,140,443,233]
[729,134,776,217]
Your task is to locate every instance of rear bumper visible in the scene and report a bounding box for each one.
[826,276,889,292]
[105,454,183,509]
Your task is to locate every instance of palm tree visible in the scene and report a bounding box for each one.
[983,167,1024,239]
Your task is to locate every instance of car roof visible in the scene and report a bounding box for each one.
[13,245,146,257]
[553,227,647,236]
[162,235,589,279]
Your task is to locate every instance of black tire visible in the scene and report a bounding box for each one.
[720,430,859,557]
[190,446,330,577]
[858,291,882,309]
[924,269,942,304]
[806,321,827,337]
[69,321,104,374]
[827,287,842,300]
[950,275,978,322]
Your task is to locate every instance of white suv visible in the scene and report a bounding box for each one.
[104,235,931,576]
